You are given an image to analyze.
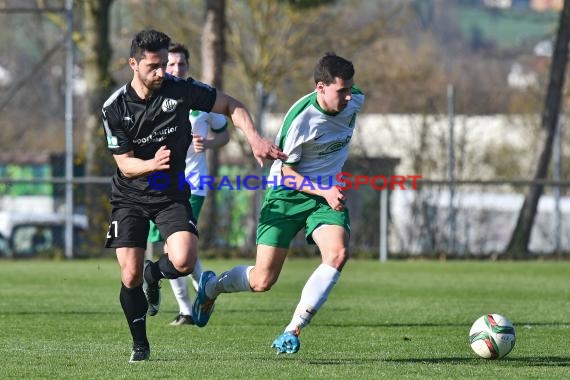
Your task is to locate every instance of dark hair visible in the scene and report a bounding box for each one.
[314,52,354,85]
[130,29,171,60]
[168,42,190,63]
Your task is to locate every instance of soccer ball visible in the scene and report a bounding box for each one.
[469,314,516,359]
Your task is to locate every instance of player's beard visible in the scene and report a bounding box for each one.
[139,72,163,91]
[146,77,163,91]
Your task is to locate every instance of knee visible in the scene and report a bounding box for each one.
[249,274,278,292]
[121,268,142,288]
[326,247,349,270]
[170,255,195,275]
[177,263,194,275]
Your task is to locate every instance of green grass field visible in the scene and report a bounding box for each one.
[0,259,568,379]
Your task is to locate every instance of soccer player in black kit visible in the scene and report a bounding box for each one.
[102,29,286,362]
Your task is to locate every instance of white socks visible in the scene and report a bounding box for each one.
[190,258,203,292]
[169,276,191,315]
[205,265,253,299]
[284,263,340,333]
[200,262,340,334]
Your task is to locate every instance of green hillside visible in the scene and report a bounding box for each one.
[457,6,559,49]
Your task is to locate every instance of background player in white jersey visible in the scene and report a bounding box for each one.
[147,43,230,326]
[192,53,365,354]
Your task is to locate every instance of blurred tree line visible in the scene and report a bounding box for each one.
[1,0,556,151]
[0,0,568,256]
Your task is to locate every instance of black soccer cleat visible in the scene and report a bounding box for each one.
[170,313,195,326]
[142,260,161,316]
[129,345,150,363]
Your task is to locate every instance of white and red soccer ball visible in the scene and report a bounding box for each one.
[469,313,516,359]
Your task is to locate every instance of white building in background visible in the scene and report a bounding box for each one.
[235,113,541,180]
[220,113,565,254]
[534,39,553,57]
[483,0,512,9]
[0,65,12,87]
[391,190,570,254]
[508,62,539,89]
[0,196,54,214]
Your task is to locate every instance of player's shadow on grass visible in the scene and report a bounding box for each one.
[1,306,284,316]
[265,357,380,365]
[1,310,119,316]
[384,356,570,367]
[320,322,570,328]
[301,358,385,365]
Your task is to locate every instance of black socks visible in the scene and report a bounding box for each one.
[146,255,189,282]
[119,283,149,348]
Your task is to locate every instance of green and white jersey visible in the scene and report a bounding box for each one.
[185,110,228,196]
[268,86,365,187]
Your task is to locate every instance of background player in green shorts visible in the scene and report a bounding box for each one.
[147,42,230,326]
[193,53,365,354]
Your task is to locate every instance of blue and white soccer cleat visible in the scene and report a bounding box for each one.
[271,330,301,354]
[192,271,217,327]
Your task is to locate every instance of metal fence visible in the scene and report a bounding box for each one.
[386,179,570,259]
[0,177,569,260]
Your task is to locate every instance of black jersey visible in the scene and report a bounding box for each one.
[102,74,216,206]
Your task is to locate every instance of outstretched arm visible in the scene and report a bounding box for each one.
[210,92,287,166]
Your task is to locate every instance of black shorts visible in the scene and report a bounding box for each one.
[104,200,198,249]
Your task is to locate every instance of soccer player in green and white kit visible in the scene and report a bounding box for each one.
[193,53,365,353]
